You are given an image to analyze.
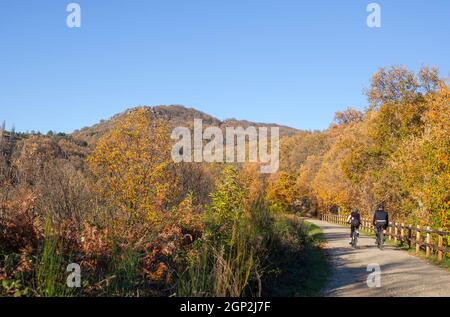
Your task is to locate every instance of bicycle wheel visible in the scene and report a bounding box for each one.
[353,232,358,248]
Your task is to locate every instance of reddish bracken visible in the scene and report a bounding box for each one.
[0,190,42,253]
[79,223,111,273]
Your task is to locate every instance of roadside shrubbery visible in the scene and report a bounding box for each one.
[178,166,273,297]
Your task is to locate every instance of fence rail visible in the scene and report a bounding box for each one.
[320,213,450,262]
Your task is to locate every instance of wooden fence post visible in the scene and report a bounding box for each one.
[438,229,443,263]
[408,225,412,249]
[394,223,398,243]
[388,225,392,241]
[416,225,421,254]
[426,226,431,258]
[400,223,404,244]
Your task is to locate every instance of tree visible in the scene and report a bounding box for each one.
[208,166,244,228]
[0,121,5,145]
[266,172,297,212]
[237,163,269,214]
[391,84,450,226]
[295,155,323,214]
[366,66,442,110]
[87,108,177,225]
[366,66,419,109]
[333,107,364,126]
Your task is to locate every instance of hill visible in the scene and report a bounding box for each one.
[72,105,301,145]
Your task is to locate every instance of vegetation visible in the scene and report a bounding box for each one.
[0,108,318,297]
[0,65,448,296]
[280,66,449,230]
[262,217,330,297]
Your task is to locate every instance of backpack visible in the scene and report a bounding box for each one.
[351,212,361,226]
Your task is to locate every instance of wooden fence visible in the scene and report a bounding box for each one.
[320,213,450,262]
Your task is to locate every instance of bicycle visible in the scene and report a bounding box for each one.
[351,228,358,248]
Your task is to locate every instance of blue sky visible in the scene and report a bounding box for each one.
[1,0,449,133]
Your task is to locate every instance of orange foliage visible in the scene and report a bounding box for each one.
[87,108,178,224]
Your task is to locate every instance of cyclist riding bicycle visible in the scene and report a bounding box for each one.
[347,208,361,245]
[373,203,389,245]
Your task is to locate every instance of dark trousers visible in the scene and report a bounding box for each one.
[350,225,359,238]
[375,224,386,239]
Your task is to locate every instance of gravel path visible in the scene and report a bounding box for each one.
[306,218,450,297]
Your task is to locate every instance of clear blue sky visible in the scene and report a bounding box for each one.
[1,0,449,133]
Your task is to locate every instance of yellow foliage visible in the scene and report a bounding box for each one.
[87,108,177,225]
[239,163,265,213]
[266,172,297,212]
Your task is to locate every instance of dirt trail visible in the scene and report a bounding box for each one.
[306,218,450,297]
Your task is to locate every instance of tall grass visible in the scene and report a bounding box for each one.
[177,199,273,298]
[214,219,256,297]
[105,243,140,296]
[177,218,260,297]
[34,215,71,297]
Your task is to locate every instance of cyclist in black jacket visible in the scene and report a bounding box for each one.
[373,203,389,244]
[347,208,361,245]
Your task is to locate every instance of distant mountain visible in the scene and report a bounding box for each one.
[72,105,301,144]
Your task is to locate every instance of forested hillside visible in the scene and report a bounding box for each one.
[72,105,300,145]
[0,66,448,297]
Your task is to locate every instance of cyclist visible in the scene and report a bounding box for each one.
[372,203,389,246]
[347,208,361,245]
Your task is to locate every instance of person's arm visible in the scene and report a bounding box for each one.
[372,212,376,226]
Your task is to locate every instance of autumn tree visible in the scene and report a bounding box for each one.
[391,84,450,226]
[333,107,364,126]
[207,166,245,234]
[295,155,323,214]
[239,163,266,213]
[87,108,177,225]
[280,132,329,173]
[265,172,297,212]
[283,66,448,225]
